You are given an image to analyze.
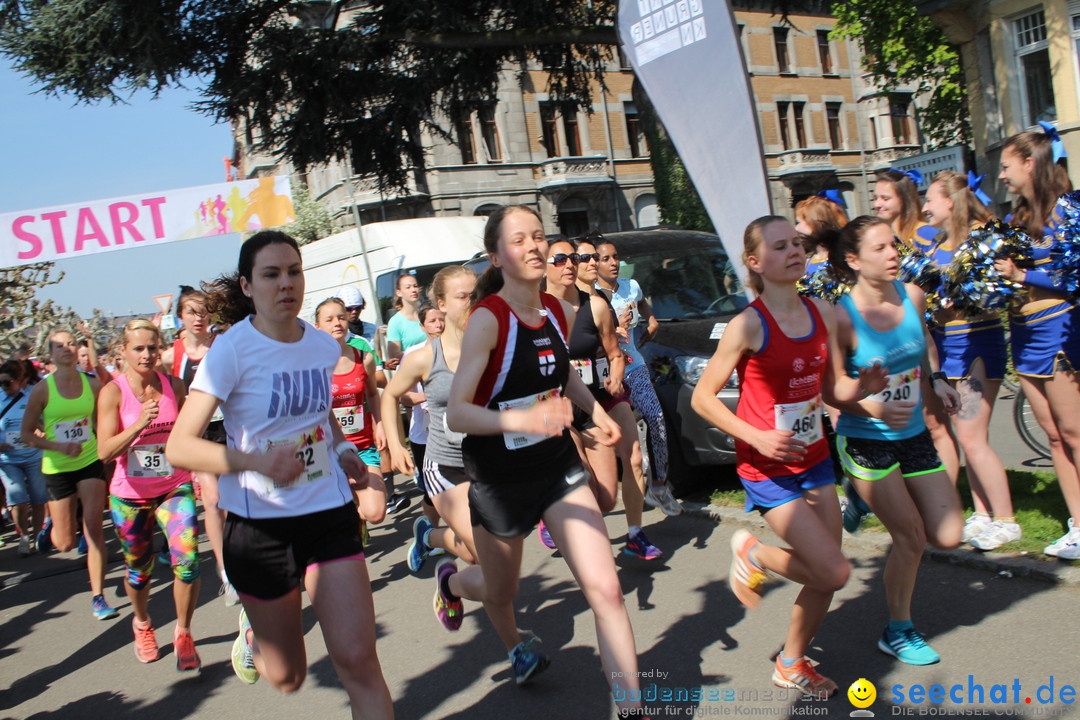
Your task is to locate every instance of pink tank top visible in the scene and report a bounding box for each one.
[109,372,190,499]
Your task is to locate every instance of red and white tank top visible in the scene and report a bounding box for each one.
[735,297,830,481]
[331,347,375,449]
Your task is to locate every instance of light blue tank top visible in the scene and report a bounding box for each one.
[835,281,926,441]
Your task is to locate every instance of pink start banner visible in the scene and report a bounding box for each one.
[0,176,295,269]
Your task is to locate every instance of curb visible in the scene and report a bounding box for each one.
[682,501,1080,588]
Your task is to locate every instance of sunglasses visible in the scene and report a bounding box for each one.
[345,305,363,311]
[578,252,601,263]
[546,253,581,267]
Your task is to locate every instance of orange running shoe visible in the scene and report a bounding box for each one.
[174,628,202,672]
[729,529,768,609]
[771,656,838,698]
[133,620,160,663]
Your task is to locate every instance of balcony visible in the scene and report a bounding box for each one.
[537,156,612,189]
[331,173,430,211]
[773,148,834,178]
[869,145,921,170]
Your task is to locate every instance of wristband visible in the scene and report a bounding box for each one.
[930,371,948,385]
[335,441,358,458]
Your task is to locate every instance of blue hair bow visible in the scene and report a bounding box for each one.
[1037,121,1068,162]
[889,167,924,186]
[967,171,992,206]
[816,189,847,207]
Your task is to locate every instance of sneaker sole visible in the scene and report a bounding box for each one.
[877,638,940,665]
[770,670,836,698]
[621,547,663,560]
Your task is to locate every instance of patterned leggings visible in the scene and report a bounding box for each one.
[109,483,200,589]
[625,364,669,482]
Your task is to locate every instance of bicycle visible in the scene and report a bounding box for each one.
[1013,386,1051,459]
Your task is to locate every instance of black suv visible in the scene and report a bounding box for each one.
[464,228,747,497]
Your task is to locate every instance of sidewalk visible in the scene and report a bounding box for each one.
[685,501,1080,588]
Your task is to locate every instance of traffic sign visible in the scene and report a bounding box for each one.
[152,294,174,314]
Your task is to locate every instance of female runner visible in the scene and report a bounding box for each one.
[446,205,642,714]
[313,297,388,527]
[920,171,1015,549]
[165,230,393,719]
[160,286,238,605]
[21,329,116,620]
[995,128,1080,559]
[544,237,661,559]
[0,359,46,556]
[385,273,427,368]
[96,319,202,669]
[830,216,963,664]
[690,215,886,696]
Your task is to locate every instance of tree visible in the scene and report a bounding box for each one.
[830,0,969,150]
[0,262,109,357]
[0,0,619,191]
[286,182,334,245]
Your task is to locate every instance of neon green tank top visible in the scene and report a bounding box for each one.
[42,373,99,474]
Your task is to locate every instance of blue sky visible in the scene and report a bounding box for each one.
[1,64,241,317]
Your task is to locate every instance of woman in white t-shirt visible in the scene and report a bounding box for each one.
[165,231,393,719]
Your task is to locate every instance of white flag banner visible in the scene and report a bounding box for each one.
[1,176,295,269]
[618,0,770,289]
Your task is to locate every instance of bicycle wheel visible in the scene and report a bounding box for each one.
[1013,387,1052,459]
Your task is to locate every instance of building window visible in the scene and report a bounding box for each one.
[889,93,915,145]
[777,102,791,150]
[618,47,632,69]
[562,103,582,157]
[478,106,502,162]
[540,102,559,158]
[817,31,833,74]
[793,102,806,147]
[456,115,476,165]
[624,103,647,158]
[774,27,790,73]
[1014,9,1056,125]
[868,117,878,149]
[826,103,843,150]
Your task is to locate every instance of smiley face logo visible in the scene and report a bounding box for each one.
[848,678,876,708]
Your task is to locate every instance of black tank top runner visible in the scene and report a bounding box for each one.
[567,288,614,405]
[462,293,579,483]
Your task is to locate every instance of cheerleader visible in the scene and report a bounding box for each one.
[874,169,937,252]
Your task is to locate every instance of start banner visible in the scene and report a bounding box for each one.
[1,176,294,269]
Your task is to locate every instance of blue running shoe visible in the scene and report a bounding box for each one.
[91,594,119,621]
[37,518,54,554]
[623,528,663,560]
[77,533,88,555]
[407,516,433,573]
[841,478,872,534]
[510,637,550,685]
[878,625,940,665]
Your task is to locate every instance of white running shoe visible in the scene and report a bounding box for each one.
[1045,519,1079,559]
[961,514,993,544]
[220,569,240,607]
[969,520,1022,551]
[644,483,683,516]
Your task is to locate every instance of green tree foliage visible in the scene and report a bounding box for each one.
[0,0,619,190]
[286,182,334,245]
[831,0,969,149]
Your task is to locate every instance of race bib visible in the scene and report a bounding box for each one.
[126,443,173,478]
[5,430,27,450]
[210,407,225,423]
[334,405,365,435]
[774,397,823,446]
[571,358,594,385]
[497,388,561,451]
[55,418,90,443]
[258,426,332,490]
[866,367,922,405]
[596,357,611,383]
[442,413,465,447]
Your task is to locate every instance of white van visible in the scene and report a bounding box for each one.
[300,216,486,327]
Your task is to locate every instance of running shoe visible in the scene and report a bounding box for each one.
[537,520,556,550]
[840,478,872,534]
[728,529,768,610]
[644,483,683,516]
[623,528,664,560]
[408,516,433,573]
[18,534,33,557]
[386,492,411,514]
[509,637,550,685]
[969,520,1022,551]
[132,619,160,663]
[91,594,119,621]
[157,545,170,566]
[878,625,940,665]
[77,532,87,555]
[174,628,202,672]
[433,559,464,631]
[771,656,838,698]
[961,513,993,544]
[231,609,259,684]
[219,570,240,607]
[36,518,53,554]
[360,519,370,548]
[1045,519,1080,559]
